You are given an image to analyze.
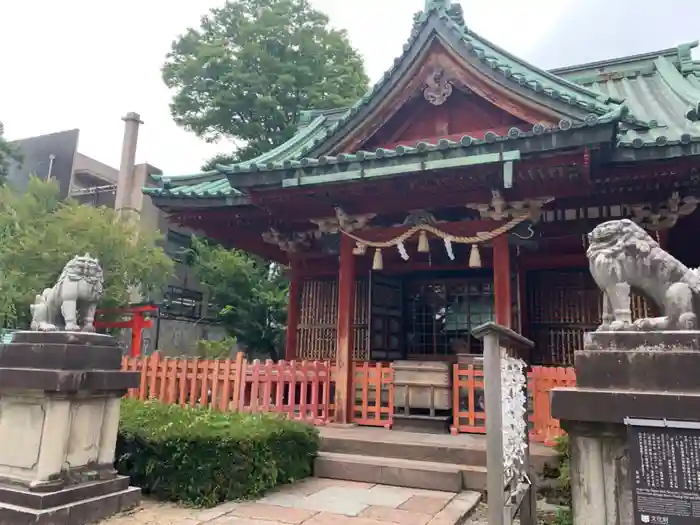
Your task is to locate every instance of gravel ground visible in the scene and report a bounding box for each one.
[463,500,568,525]
[463,503,489,524]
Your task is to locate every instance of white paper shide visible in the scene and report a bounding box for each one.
[501,356,527,483]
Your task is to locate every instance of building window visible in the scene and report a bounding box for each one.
[162,286,203,319]
[404,277,494,357]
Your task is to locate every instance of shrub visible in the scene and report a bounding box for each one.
[553,507,573,525]
[553,434,571,499]
[116,399,319,507]
[195,337,238,359]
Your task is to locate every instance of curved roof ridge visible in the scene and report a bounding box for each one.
[654,56,700,122]
[460,25,620,106]
[152,114,330,186]
[218,115,330,173]
[551,43,687,76]
[151,169,220,185]
[156,170,227,187]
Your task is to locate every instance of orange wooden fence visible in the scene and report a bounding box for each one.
[528,365,577,445]
[448,363,577,443]
[240,359,332,425]
[121,353,332,425]
[122,355,575,443]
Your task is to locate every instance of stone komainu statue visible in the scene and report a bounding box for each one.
[587,218,700,332]
[30,254,104,332]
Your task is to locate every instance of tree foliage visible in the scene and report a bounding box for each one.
[162,0,369,165]
[0,178,174,328]
[0,120,21,186]
[189,238,288,359]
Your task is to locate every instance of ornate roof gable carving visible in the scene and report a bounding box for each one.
[423,68,453,106]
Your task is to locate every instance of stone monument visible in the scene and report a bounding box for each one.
[552,219,700,525]
[0,256,141,524]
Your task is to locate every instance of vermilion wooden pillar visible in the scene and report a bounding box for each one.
[493,235,512,327]
[334,234,356,425]
[285,261,300,361]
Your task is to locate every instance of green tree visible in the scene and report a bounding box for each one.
[0,178,173,328]
[189,238,288,360]
[0,120,21,186]
[162,0,369,166]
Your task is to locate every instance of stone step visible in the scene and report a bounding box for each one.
[319,428,557,475]
[320,432,486,466]
[314,452,488,493]
[0,486,141,524]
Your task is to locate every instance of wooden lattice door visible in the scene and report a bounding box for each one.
[297,279,338,361]
[526,269,655,366]
[368,274,404,361]
[297,277,369,361]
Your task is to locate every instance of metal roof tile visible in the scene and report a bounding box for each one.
[582,56,700,149]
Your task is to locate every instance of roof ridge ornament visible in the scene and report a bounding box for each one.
[423,0,466,27]
[424,68,453,106]
[425,0,451,11]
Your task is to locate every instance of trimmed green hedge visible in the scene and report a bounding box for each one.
[116,399,319,507]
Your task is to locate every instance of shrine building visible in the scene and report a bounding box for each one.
[145,0,700,428]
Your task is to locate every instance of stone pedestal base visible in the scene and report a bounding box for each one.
[0,476,140,525]
[552,330,700,525]
[557,418,634,524]
[0,331,141,524]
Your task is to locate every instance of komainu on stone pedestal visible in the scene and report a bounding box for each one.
[587,218,700,331]
[29,253,104,333]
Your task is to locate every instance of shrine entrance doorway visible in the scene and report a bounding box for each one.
[368,270,495,363]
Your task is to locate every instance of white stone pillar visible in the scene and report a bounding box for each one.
[570,434,607,525]
[115,112,143,223]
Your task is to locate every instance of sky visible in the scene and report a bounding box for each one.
[0,0,698,175]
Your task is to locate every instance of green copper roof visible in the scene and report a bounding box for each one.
[554,42,700,155]
[145,7,700,200]
[146,110,343,198]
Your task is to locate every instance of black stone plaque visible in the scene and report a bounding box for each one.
[627,419,700,525]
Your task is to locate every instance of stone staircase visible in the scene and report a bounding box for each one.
[314,426,556,493]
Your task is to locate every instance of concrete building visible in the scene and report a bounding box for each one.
[7,117,226,355]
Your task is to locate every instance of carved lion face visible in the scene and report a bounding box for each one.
[64,254,103,279]
[587,219,655,257]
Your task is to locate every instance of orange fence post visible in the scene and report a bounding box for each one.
[350,362,393,428]
[450,364,486,435]
[528,366,577,445]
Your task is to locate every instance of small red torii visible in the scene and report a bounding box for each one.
[94,305,158,357]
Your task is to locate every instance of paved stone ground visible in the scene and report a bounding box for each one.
[101,478,482,525]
